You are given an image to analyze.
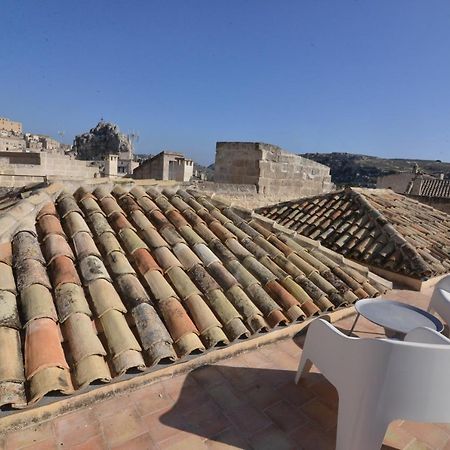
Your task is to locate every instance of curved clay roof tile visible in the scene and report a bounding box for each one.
[36,215,66,238]
[50,255,82,288]
[72,232,101,261]
[24,318,69,380]
[43,233,75,264]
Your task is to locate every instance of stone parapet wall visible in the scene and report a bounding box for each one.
[214,142,260,185]
[0,152,99,186]
[214,142,333,198]
[190,180,328,209]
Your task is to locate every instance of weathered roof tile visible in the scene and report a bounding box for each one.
[0,183,389,410]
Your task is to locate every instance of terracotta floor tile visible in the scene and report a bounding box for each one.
[206,426,251,449]
[258,347,298,372]
[5,421,53,450]
[276,380,316,407]
[93,394,134,419]
[401,421,450,449]
[182,399,231,439]
[309,378,339,409]
[70,434,107,450]
[250,366,294,389]
[300,398,337,431]
[100,404,147,447]
[160,432,208,450]
[239,349,278,369]
[245,383,281,410]
[164,378,210,413]
[110,432,156,450]
[144,406,186,444]
[53,409,101,447]
[191,365,229,389]
[288,422,335,450]
[220,354,249,368]
[216,365,261,392]
[207,382,246,411]
[224,403,272,437]
[273,338,301,359]
[162,373,201,401]
[19,438,58,450]
[383,421,415,449]
[131,382,174,416]
[249,424,295,450]
[264,400,309,432]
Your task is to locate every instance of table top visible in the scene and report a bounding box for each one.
[355,298,444,335]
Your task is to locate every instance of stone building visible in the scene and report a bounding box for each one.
[0,135,26,151]
[377,170,450,214]
[133,151,194,182]
[0,117,22,134]
[214,142,333,197]
[0,151,99,186]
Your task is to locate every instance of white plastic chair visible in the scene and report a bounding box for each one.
[295,319,450,450]
[428,275,450,329]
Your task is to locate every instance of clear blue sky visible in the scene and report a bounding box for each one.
[2,0,450,165]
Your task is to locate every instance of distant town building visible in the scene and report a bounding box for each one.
[214,142,333,197]
[133,151,194,182]
[377,169,450,214]
[0,135,26,151]
[0,117,22,134]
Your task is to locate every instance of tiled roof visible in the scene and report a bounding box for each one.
[419,178,450,198]
[256,188,450,279]
[0,183,387,410]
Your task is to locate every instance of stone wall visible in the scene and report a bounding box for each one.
[0,152,99,186]
[214,142,333,198]
[376,173,415,193]
[191,180,324,209]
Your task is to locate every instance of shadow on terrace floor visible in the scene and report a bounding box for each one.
[160,327,430,449]
[161,364,338,450]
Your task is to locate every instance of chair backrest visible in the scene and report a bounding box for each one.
[305,320,450,424]
[378,327,450,423]
[429,275,450,326]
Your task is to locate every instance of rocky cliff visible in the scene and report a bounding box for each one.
[72,121,131,160]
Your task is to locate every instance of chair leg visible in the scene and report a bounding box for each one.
[336,397,388,450]
[294,353,313,384]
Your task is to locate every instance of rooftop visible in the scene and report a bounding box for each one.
[0,183,388,411]
[256,188,450,281]
[417,177,450,199]
[1,287,448,449]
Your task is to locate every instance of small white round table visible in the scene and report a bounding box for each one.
[348,298,444,340]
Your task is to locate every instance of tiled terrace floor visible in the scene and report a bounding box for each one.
[2,287,450,450]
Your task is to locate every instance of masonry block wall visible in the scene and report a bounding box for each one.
[214,142,333,197]
[0,152,99,185]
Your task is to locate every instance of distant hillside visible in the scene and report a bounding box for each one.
[301,152,450,187]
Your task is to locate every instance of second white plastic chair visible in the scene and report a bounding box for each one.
[295,319,450,450]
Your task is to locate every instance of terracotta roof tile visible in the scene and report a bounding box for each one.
[50,255,82,288]
[0,290,21,329]
[87,278,127,316]
[37,214,66,239]
[256,188,450,279]
[20,284,58,325]
[0,183,389,410]
[43,233,75,264]
[54,283,92,322]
